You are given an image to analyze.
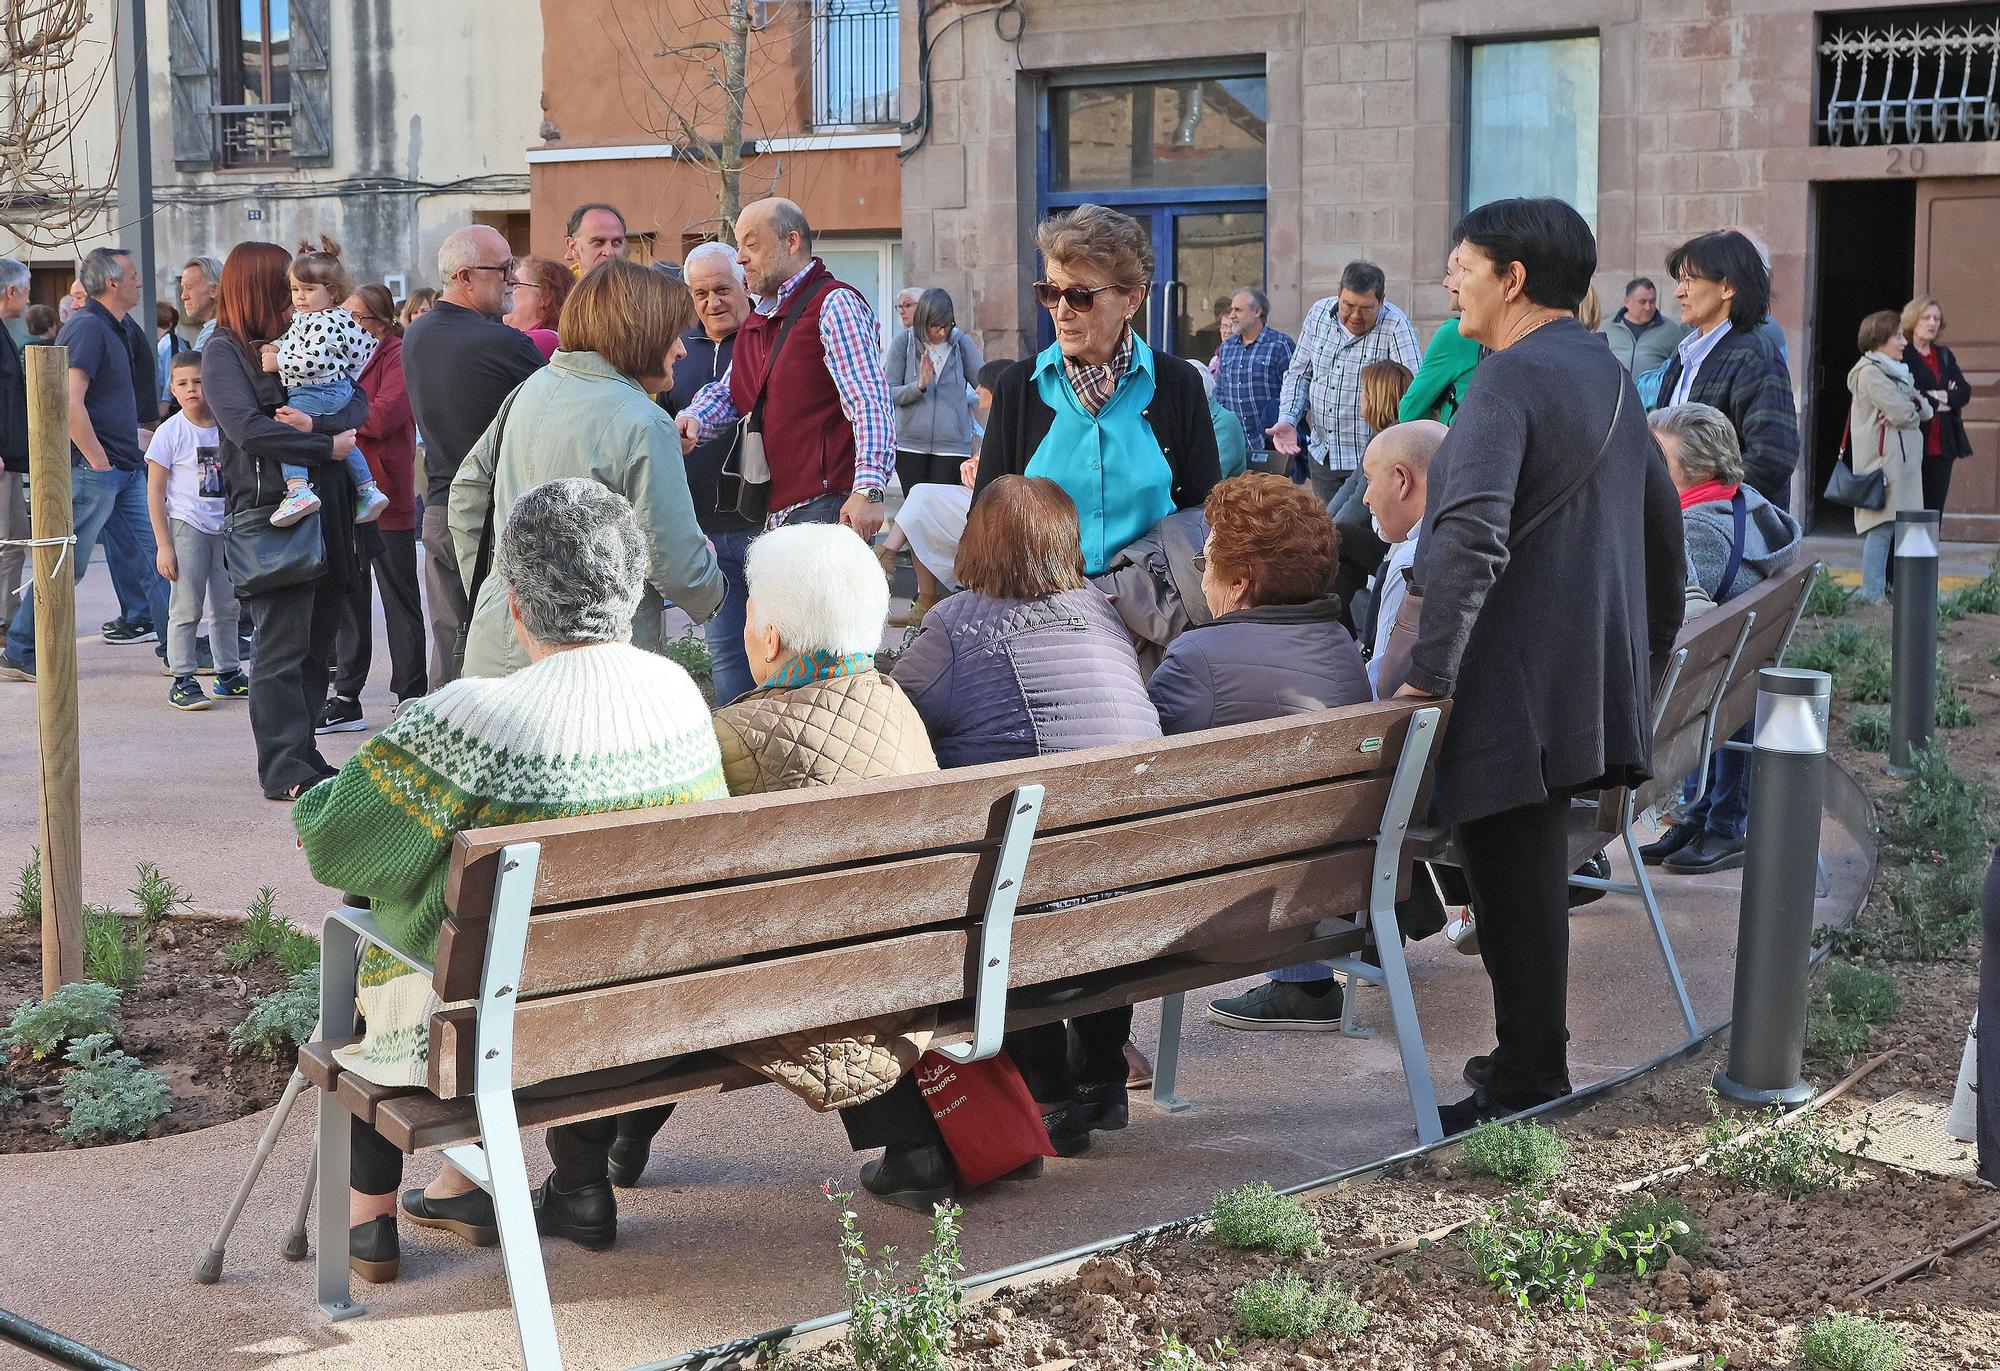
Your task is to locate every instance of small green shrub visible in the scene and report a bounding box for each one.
[1802,566,1853,619]
[1701,1091,1845,1198]
[1808,1008,1873,1061]
[1463,1195,1687,1312]
[1846,710,1890,751]
[1209,1182,1323,1258]
[1936,667,1974,729]
[83,906,146,989]
[1943,560,2000,618]
[229,968,320,1059]
[57,1033,170,1144]
[224,886,291,969]
[1787,622,1869,674]
[1232,1272,1366,1343]
[657,626,713,681]
[2,983,121,1059]
[1823,961,1900,1025]
[130,861,191,935]
[829,1187,961,1371]
[278,926,321,976]
[1846,635,1894,704]
[1605,1194,1705,1262]
[0,1082,18,1111]
[1888,747,1987,858]
[1460,1118,1569,1184]
[1797,1313,1906,1371]
[1145,1335,1236,1370]
[12,846,39,922]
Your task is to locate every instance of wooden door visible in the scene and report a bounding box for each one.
[1916,179,2000,542]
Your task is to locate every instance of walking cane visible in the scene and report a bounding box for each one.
[193,1026,321,1282]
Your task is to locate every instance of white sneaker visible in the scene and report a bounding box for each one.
[1445,907,1480,955]
[354,485,391,524]
[271,487,322,527]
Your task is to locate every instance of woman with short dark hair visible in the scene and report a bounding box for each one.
[1652,229,1799,507]
[1849,308,1935,603]
[886,285,984,493]
[447,257,724,678]
[1398,197,1686,1133]
[1900,295,1974,515]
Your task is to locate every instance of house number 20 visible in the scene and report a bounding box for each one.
[1886,146,1929,173]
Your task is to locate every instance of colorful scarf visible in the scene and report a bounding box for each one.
[761,649,876,690]
[1678,478,1739,512]
[1063,328,1137,417]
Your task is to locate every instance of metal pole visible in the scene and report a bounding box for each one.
[1887,508,1940,779]
[1715,667,1830,1109]
[111,0,156,304]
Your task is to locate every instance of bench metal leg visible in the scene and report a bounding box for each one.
[1151,993,1191,1112]
[1369,901,1441,1145]
[314,921,364,1322]
[476,1098,564,1371]
[1623,821,1700,1038]
[1337,967,1376,1038]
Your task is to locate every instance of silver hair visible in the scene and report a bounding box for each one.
[683,241,745,285]
[911,287,955,338]
[183,255,222,285]
[0,258,28,293]
[437,226,501,282]
[498,479,650,646]
[1234,285,1269,320]
[743,524,887,657]
[1649,402,1745,486]
[79,246,130,296]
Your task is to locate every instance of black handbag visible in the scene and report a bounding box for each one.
[1821,415,1887,511]
[222,502,325,597]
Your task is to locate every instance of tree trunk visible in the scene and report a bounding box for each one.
[716,0,752,243]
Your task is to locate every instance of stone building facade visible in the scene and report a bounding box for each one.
[901,0,2000,536]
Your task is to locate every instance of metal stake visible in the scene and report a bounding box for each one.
[1714,669,1830,1109]
[1887,509,1941,778]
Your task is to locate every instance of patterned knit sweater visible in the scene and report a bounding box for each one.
[296,642,726,958]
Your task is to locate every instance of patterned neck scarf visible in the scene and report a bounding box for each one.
[1063,328,1137,417]
[761,649,875,690]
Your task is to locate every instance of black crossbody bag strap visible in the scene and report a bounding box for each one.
[746,277,839,432]
[1510,383,1626,550]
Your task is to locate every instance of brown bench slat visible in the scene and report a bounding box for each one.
[471,772,1398,1001]
[298,1037,357,1093]
[443,703,1425,921]
[430,845,1380,1095]
[385,926,1370,1152]
[335,1068,418,1128]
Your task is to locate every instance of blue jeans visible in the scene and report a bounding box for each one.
[704,529,754,705]
[1682,722,1753,841]
[280,379,373,490]
[1860,524,1893,601]
[7,465,167,668]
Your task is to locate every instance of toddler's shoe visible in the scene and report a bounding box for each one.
[354,484,391,524]
[271,487,322,527]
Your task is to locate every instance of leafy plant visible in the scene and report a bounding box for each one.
[1462,1194,1686,1311]
[1935,663,1973,729]
[1700,1091,1845,1198]
[1887,747,1987,858]
[129,861,191,935]
[224,886,291,969]
[1797,1313,1906,1371]
[658,626,714,682]
[1845,710,1889,751]
[1231,1272,1366,1343]
[1460,1118,1569,1185]
[1605,1195,1705,1262]
[278,926,321,976]
[1209,1182,1323,1258]
[1802,566,1853,619]
[83,906,146,989]
[1822,961,1900,1025]
[1808,1008,1873,1061]
[1845,633,1894,704]
[0,1082,18,1111]
[2,983,121,1059]
[1787,622,1870,675]
[828,1186,962,1371]
[1940,560,2000,619]
[1146,1334,1236,1370]
[57,1033,170,1144]
[12,846,39,922]
[229,968,320,1059]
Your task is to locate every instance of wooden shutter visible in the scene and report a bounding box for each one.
[166,0,215,169]
[289,0,334,164]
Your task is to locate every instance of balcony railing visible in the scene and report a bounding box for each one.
[812,0,898,128]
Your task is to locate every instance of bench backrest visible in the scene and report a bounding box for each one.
[425,699,1445,1097]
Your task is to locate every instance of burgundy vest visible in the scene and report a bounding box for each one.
[728,260,859,512]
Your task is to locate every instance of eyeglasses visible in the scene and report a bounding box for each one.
[1191,554,1208,573]
[466,261,519,282]
[1034,280,1125,313]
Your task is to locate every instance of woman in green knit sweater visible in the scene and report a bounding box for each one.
[295,478,726,1283]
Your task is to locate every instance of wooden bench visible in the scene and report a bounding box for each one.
[302,698,1450,1371]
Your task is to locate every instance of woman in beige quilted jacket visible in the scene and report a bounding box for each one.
[1850,308,1936,603]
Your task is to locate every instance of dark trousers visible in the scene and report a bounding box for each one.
[840,1074,944,1152]
[422,503,469,691]
[1683,722,1753,840]
[896,450,963,493]
[1979,848,2000,1187]
[1922,455,1956,515]
[1004,1007,1133,1105]
[349,1114,631,1196]
[1455,796,1575,1104]
[245,578,342,796]
[335,525,427,703]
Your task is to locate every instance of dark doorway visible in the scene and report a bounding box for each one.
[1807,180,1915,531]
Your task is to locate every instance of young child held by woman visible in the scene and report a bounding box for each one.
[265,237,388,527]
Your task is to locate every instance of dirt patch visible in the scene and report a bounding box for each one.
[0,913,296,1154]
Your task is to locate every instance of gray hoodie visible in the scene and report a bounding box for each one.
[885,326,985,457]
[1683,484,1801,602]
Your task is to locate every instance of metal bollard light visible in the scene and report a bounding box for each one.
[1715,668,1831,1109]
[1887,508,1942,778]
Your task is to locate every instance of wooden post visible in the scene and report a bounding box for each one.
[25,345,82,998]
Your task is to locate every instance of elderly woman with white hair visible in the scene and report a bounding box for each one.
[295,477,727,1283]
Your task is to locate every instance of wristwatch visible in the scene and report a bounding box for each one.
[861,486,885,503]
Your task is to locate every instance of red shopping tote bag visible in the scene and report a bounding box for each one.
[916,1049,1054,1187]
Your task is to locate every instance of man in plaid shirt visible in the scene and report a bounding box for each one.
[1213,287,1294,458]
[1270,261,1423,505]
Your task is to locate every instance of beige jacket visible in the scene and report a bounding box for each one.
[1848,353,1935,537]
[714,668,941,1109]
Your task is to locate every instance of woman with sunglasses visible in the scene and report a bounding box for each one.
[977,204,1220,576]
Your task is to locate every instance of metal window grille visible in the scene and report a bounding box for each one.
[1818,6,2000,145]
[218,105,294,166]
[812,0,898,128]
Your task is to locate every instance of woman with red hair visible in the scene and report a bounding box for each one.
[202,241,370,799]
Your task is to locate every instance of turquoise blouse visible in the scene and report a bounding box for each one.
[1025,337,1177,575]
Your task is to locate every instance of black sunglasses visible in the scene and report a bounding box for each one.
[1034,280,1125,312]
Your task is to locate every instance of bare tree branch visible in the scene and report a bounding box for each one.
[1,0,120,244]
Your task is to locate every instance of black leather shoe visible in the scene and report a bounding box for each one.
[859,1143,956,1212]
[1462,1054,1498,1093]
[1662,831,1747,874]
[400,1187,498,1246]
[1637,820,1702,867]
[532,1175,617,1250]
[1041,1099,1092,1157]
[348,1216,401,1284]
[1438,1085,1572,1137]
[1074,1081,1129,1132]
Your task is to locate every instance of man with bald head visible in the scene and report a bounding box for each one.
[1359,419,1445,694]
[677,197,894,540]
[402,224,546,686]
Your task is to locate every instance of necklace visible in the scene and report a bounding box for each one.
[1501,309,1567,349]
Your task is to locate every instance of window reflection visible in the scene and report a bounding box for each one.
[1463,37,1600,226]
[1051,77,1267,192]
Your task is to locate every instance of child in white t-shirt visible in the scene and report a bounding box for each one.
[147,351,247,711]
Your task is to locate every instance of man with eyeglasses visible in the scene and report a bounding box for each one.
[402,224,546,688]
